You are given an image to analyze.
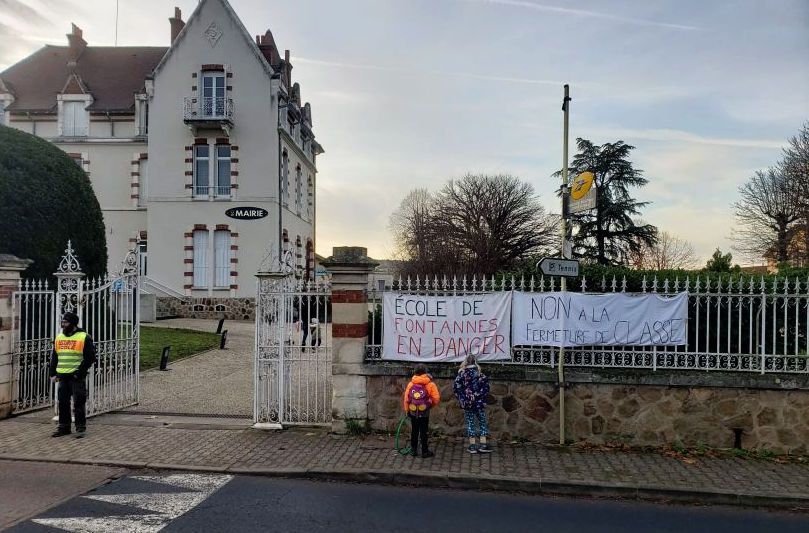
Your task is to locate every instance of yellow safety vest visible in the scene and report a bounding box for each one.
[54,331,88,374]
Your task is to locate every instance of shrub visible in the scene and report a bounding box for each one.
[0,126,107,279]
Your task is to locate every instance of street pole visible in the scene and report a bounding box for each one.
[559,84,571,446]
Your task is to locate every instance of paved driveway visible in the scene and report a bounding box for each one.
[126,319,254,418]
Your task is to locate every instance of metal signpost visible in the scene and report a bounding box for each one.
[557,85,573,445]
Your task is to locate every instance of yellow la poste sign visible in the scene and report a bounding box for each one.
[571,172,594,201]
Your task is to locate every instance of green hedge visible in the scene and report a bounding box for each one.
[0,126,107,279]
[503,261,809,294]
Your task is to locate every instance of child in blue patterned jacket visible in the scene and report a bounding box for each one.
[453,354,492,454]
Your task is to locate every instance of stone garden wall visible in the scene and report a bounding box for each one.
[157,297,255,321]
[362,364,809,454]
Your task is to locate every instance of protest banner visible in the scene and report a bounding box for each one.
[512,292,688,347]
[382,292,512,362]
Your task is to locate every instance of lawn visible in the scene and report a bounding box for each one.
[140,326,221,370]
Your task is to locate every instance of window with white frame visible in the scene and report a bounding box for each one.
[216,145,231,197]
[281,151,289,205]
[135,97,148,136]
[193,143,231,198]
[214,230,230,288]
[0,101,5,125]
[193,145,210,197]
[192,229,209,287]
[306,174,313,220]
[295,165,302,214]
[62,101,88,136]
[138,159,148,207]
[201,72,226,117]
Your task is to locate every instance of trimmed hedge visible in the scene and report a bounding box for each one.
[504,261,809,294]
[0,125,107,279]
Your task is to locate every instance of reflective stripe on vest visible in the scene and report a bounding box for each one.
[54,332,87,374]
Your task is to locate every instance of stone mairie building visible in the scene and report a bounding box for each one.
[0,0,322,316]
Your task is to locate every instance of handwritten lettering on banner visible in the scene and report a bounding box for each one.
[382,293,512,362]
[512,292,688,347]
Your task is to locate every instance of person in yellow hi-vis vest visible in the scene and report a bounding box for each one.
[48,312,97,438]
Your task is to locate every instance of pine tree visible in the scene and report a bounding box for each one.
[560,138,657,265]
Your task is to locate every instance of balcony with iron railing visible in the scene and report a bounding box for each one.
[183,96,234,133]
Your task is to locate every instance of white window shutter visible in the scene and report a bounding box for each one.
[193,230,209,287]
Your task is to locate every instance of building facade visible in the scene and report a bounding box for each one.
[0,0,322,302]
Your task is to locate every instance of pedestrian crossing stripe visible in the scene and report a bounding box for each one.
[32,473,233,533]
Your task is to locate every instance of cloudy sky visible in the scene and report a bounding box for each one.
[2,0,808,264]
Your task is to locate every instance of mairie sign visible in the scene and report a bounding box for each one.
[225,207,268,220]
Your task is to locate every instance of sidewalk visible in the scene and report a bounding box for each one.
[2,414,809,510]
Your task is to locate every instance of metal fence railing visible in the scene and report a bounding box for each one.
[366,274,809,374]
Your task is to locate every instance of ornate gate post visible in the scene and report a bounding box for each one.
[321,247,378,433]
[54,241,85,321]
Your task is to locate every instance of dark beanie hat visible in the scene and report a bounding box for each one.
[62,312,79,326]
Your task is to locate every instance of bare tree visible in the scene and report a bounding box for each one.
[732,166,802,264]
[782,122,809,264]
[390,174,558,276]
[629,231,697,270]
[390,188,435,262]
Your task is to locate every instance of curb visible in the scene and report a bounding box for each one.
[3,454,808,510]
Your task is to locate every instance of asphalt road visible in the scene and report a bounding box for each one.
[8,472,809,533]
[0,460,123,530]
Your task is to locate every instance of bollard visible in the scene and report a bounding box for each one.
[220,330,228,350]
[159,346,171,371]
[216,318,225,334]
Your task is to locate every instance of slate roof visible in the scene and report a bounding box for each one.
[0,46,167,113]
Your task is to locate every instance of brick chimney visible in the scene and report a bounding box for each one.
[169,7,185,43]
[284,50,292,91]
[256,30,280,66]
[66,24,86,65]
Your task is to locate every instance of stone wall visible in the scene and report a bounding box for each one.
[156,297,255,321]
[364,364,809,454]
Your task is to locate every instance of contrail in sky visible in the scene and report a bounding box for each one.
[295,57,568,86]
[451,0,700,31]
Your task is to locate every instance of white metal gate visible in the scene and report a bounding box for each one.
[11,241,140,415]
[255,272,332,427]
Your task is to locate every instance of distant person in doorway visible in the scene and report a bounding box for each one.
[300,297,322,349]
[49,312,97,438]
[403,365,441,458]
[453,355,492,453]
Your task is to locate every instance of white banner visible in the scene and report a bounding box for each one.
[382,292,512,362]
[512,292,688,347]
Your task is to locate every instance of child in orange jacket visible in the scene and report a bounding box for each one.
[403,364,441,458]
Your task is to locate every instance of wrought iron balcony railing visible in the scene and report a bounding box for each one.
[183,96,234,123]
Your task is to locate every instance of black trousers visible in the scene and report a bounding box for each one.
[409,415,429,454]
[57,377,87,432]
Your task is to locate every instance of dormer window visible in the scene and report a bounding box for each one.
[59,97,90,137]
